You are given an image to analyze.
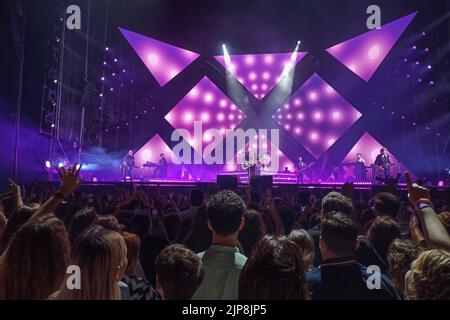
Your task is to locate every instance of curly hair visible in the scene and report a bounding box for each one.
[387,238,425,294]
[410,249,450,300]
[438,212,450,236]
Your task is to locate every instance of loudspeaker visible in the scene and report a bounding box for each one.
[217,175,238,190]
[251,175,273,191]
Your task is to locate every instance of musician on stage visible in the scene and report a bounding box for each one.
[355,152,367,180]
[375,148,393,180]
[244,147,259,181]
[154,153,168,178]
[356,153,365,165]
[122,150,135,181]
[294,156,308,184]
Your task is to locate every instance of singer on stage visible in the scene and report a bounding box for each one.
[122,150,135,181]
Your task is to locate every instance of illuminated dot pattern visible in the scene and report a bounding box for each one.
[165,76,247,153]
[326,12,417,81]
[119,27,200,86]
[215,52,307,99]
[274,74,362,159]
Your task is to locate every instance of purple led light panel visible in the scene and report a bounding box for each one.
[326,12,417,81]
[134,134,178,166]
[342,132,416,180]
[215,52,307,99]
[119,27,200,86]
[274,73,362,159]
[165,76,247,153]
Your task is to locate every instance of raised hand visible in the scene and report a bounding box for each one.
[57,163,83,197]
[8,179,21,197]
[8,178,24,208]
[405,171,431,203]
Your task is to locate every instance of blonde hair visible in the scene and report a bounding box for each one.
[56,226,127,300]
[407,249,450,300]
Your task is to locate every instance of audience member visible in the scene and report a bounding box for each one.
[239,235,309,300]
[192,190,246,300]
[155,244,204,300]
[306,212,400,300]
[288,228,315,271]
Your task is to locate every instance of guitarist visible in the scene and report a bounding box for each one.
[122,150,136,181]
[374,148,394,180]
[294,156,308,184]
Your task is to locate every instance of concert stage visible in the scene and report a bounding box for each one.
[1,1,448,190]
[38,179,450,193]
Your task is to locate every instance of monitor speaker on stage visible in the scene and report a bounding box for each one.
[217,175,238,190]
[251,175,273,191]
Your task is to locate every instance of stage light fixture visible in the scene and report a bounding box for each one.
[215,43,306,100]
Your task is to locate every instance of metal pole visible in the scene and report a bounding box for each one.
[13,1,27,181]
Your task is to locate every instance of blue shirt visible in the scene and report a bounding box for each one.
[307,258,400,300]
[192,245,247,300]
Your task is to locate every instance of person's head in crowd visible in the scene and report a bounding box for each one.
[288,229,315,271]
[239,235,309,300]
[0,214,70,299]
[155,244,204,300]
[121,232,141,276]
[238,209,266,256]
[321,192,353,218]
[183,205,212,253]
[97,215,124,231]
[373,192,400,219]
[320,212,359,260]
[68,207,98,244]
[207,190,246,246]
[387,239,425,295]
[190,189,204,207]
[405,249,450,300]
[163,213,182,243]
[296,191,312,208]
[367,216,401,262]
[0,206,36,254]
[278,205,297,234]
[129,213,151,239]
[56,226,127,300]
[437,212,450,235]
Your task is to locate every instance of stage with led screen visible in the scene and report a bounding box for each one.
[19,2,448,190]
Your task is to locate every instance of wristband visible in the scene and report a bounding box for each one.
[416,198,433,207]
[418,202,431,209]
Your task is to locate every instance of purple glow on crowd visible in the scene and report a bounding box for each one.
[326,12,417,81]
